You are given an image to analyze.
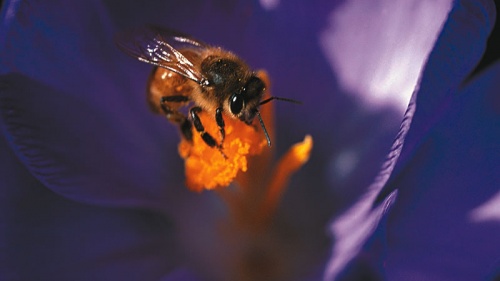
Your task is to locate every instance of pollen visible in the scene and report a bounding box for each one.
[179,110,267,192]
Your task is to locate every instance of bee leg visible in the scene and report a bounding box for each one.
[179,118,193,142]
[215,107,225,144]
[160,96,193,141]
[190,106,227,158]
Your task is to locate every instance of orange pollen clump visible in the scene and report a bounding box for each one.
[178,110,267,192]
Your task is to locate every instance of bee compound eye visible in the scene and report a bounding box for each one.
[230,93,244,115]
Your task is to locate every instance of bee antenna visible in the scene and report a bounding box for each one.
[259,96,302,106]
[255,110,271,147]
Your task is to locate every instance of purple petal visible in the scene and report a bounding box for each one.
[395,0,497,169]
[0,134,183,281]
[384,60,500,280]
[324,0,497,279]
[0,72,182,212]
[160,268,205,281]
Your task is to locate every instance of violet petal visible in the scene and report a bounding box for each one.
[0,133,182,281]
[324,0,497,279]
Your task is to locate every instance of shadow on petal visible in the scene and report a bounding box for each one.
[0,132,182,281]
[0,73,179,211]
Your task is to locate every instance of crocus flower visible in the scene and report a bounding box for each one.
[1,1,498,281]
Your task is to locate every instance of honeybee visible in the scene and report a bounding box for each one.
[116,26,297,152]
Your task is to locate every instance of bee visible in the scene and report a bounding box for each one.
[116,26,298,152]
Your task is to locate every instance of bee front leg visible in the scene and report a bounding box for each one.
[190,106,218,148]
[215,107,225,144]
[190,107,227,158]
[160,96,193,141]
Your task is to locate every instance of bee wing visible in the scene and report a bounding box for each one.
[116,26,208,84]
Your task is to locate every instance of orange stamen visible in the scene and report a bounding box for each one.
[259,135,313,223]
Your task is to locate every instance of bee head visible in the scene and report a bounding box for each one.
[229,75,265,124]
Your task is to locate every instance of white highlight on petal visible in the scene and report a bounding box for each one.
[320,0,451,112]
[324,83,417,280]
[324,190,398,280]
[469,191,500,223]
[260,0,280,11]
[0,0,21,54]
[3,0,20,22]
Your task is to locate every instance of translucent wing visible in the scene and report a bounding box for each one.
[116,25,209,84]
